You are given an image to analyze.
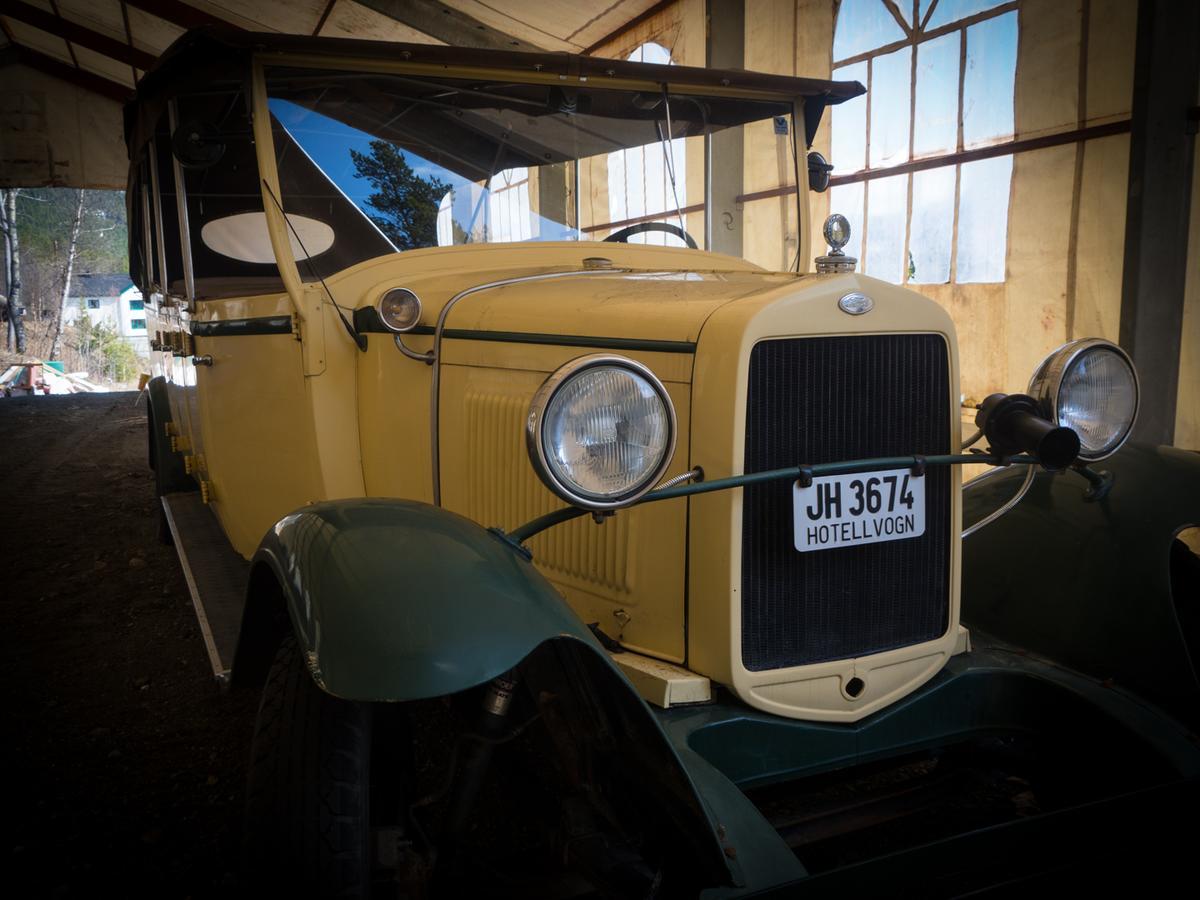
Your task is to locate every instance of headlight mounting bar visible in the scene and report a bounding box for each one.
[504,452,1039,547]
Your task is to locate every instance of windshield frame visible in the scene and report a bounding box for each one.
[245,51,812,302]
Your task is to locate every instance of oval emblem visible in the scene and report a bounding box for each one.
[838,292,873,315]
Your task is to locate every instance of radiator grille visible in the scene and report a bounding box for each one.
[741,334,952,671]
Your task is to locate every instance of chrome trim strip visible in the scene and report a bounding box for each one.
[167,100,196,309]
[147,138,170,301]
[139,177,155,292]
[161,496,228,681]
[430,268,626,505]
[394,333,434,363]
[963,464,1035,538]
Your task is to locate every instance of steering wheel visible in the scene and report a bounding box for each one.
[603,221,699,249]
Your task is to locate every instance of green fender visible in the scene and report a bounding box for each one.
[248,498,737,889]
[962,443,1200,725]
[251,498,617,700]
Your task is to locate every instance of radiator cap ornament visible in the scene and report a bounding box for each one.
[838,291,873,315]
[815,214,858,274]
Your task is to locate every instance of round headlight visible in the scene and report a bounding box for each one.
[1028,338,1139,462]
[527,355,677,510]
[376,288,422,332]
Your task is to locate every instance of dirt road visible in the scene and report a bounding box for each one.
[1,393,258,897]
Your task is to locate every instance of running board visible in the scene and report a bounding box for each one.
[162,492,249,684]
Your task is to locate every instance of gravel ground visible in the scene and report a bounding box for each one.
[1,392,258,898]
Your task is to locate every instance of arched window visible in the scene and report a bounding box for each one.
[606,42,688,246]
[829,0,1018,284]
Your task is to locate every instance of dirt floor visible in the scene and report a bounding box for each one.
[1,392,259,897]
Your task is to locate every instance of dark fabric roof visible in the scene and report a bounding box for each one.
[70,273,134,298]
[125,27,865,162]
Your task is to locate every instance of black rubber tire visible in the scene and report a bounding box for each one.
[244,634,373,898]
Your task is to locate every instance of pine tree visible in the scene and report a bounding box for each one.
[350,141,449,251]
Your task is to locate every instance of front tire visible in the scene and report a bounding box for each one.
[244,634,373,897]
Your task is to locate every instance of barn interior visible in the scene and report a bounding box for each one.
[1,1,1198,896]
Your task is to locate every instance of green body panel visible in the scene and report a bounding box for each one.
[251,498,600,701]
[667,644,1200,897]
[961,443,1200,724]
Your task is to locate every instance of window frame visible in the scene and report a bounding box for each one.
[830,0,1020,285]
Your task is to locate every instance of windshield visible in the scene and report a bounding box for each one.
[262,67,793,278]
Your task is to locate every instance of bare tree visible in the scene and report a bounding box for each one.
[1,188,25,353]
[47,189,85,361]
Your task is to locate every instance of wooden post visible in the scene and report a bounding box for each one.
[1119,0,1200,445]
[707,0,745,258]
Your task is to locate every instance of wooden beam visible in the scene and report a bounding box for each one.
[2,0,157,70]
[734,119,1133,204]
[313,0,338,36]
[583,0,677,55]
[354,0,540,51]
[46,1,78,69]
[0,44,131,103]
[118,0,138,85]
[121,0,232,31]
[1119,0,1200,445]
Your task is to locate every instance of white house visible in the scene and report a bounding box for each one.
[62,273,150,356]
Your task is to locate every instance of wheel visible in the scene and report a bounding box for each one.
[244,634,374,897]
[602,220,698,248]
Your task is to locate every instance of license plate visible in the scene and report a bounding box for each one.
[793,468,925,552]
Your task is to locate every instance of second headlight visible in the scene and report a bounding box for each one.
[527,355,677,510]
[1028,338,1139,462]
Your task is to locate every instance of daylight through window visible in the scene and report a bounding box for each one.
[829,0,1018,284]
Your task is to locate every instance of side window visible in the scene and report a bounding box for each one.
[829,0,1017,284]
[161,88,285,299]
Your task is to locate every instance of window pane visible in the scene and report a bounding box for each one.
[831,61,868,174]
[828,181,866,262]
[913,32,959,157]
[926,0,1007,29]
[962,11,1017,147]
[869,46,912,168]
[864,173,908,283]
[834,0,908,61]
[909,166,955,283]
[956,154,1012,283]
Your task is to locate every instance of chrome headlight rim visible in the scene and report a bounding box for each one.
[526,354,678,511]
[1028,337,1139,462]
[375,287,423,333]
